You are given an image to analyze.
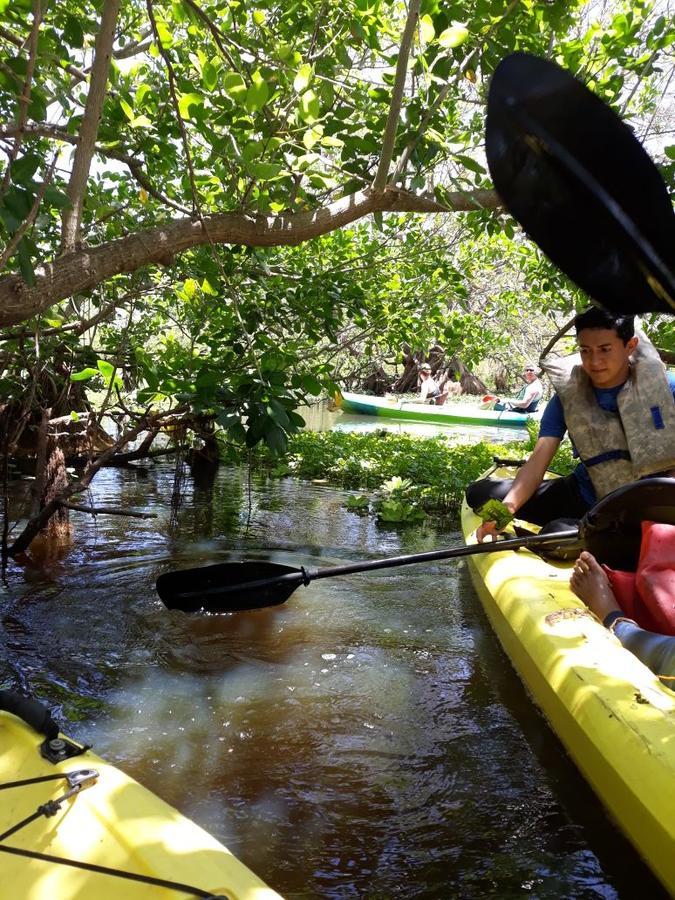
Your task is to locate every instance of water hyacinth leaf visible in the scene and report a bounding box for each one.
[476,499,514,530]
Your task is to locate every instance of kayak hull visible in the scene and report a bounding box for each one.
[0,709,282,899]
[461,471,675,894]
[338,391,537,428]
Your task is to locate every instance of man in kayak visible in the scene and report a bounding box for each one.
[570,551,675,686]
[418,363,448,405]
[492,363,543,412]
[467,306,675,541]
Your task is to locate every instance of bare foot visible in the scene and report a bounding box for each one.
[570,551,622,622]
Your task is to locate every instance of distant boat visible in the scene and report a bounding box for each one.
[336,391,540,428]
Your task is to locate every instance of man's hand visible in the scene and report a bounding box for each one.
[476,520,500,543]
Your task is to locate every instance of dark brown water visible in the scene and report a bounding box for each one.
[0,465,667,898]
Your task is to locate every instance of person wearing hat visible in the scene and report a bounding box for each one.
[418,363,448,405]
[493,363,543,412]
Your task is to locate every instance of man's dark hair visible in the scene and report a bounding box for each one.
[574,307,635,343]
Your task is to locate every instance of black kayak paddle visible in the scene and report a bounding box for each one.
[156,528,581,613]
[155,478,675,613]
[486,52,675,315]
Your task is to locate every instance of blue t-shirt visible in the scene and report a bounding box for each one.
[539,371,675,505]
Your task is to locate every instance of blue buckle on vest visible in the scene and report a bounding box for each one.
[650,405,665,429]
[584,449,632,468]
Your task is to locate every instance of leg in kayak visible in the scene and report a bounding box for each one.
[570,550,675,685]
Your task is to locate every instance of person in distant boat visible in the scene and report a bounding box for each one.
[466,307,675,541]
[570,550,675,685]
[418,363,448,406]
[493,363,543,412]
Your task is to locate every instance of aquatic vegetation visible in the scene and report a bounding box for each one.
[226,428,576,523]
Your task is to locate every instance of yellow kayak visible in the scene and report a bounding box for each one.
[461,470,675,895]
[0,693,282,899]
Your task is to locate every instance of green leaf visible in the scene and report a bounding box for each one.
[44,186,71,209]
[97,359,115,380]
[263,422,287,454]
[419,14,435,43]
[96,359,124,389]
[155,19,174,48]
[202,60,218,91]
[439,23,469,48]
[302,374,322,395]
[665,146,675,161]
[248,160,283,179]
[178,92,203,119]
[11,153,41,183]
[294,63,312,92]
[223,72,247,102]
[63,14,84,48]
[216,410,240,428]
[70,367,99,382]
[228,421,247,443]
[298,89,320,123]
[453,153,486,175]
[120,99,134,121]
[302,127,322,150]
[246,70,270,111]
[16,238,35,286]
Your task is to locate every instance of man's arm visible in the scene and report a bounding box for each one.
[476,436,561,541]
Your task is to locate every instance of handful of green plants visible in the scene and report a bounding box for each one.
[475,498,514,530]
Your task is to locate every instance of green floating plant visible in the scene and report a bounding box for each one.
[476,498,514,530]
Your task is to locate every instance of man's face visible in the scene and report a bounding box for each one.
[523,367,537,382]
[577,327,638,388]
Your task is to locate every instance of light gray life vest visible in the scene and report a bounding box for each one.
[540,329,675,499]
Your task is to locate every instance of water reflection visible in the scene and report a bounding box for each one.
[0,465,665,899]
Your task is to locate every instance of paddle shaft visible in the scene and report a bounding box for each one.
[173,528,580,602]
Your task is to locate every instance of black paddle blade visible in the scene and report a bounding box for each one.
[579,477,675,570]
[486,52,675,315]
[156,561,305,612]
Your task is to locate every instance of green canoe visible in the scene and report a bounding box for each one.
[337,391,539,428]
